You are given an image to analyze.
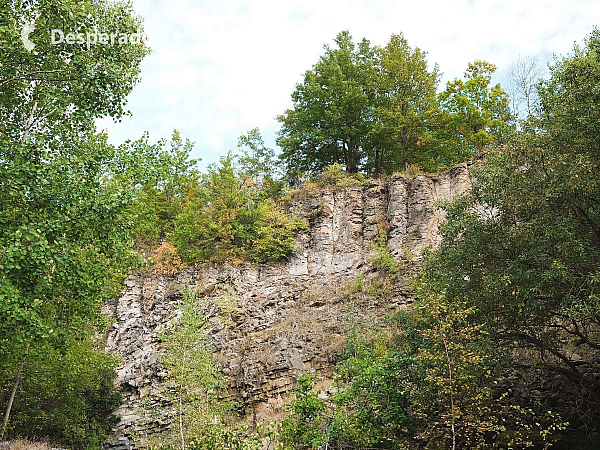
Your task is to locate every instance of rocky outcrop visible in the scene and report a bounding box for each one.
[103,163,473,448]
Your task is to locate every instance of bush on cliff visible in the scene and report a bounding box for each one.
[169,156,306,266]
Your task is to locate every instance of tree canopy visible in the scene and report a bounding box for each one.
[435,60,513,161]
[277,31,442,177]
[277,32,513,177]
[0,0,149,443]
[280,28,600,450]
[426,29,600,396]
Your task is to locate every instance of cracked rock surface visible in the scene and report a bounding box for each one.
[103,164,472,448]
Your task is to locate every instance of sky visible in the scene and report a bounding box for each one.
[96,0,600,169]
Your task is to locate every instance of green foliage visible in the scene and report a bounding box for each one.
[424,29,600,440]
[186,426,266,450]
[435,60,513,161]
[288,31,600,449]
[0,95,145,447]
[280,375,330,449]
[0,338,122,449]
[350,274,364,294]
[237,128,286,199]
[369,34,441,173]
[277,31,442,176]
[277,31,372,176]
[336,288,518,449]
[121,128,303,269]
[286,164,367,199]
[125,131,200,250]
[3,3,598,447]
[0,0,148,443]
[403,245,415,262]
[282,286,565,449]
[149,289,268,450]
[170,156,307,266]
[237,128,276,182]
[369,232,399,276]
[277,35,516,177]
[319,163,365,187]
[0,0,149,142]
[150,289,230,448]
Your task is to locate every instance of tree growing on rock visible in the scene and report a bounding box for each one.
[434,60,513,162]
[277,31,442,176]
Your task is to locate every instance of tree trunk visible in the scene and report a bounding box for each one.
[1,357,25,440]
[346,141,357,173]
[20,99,38,145]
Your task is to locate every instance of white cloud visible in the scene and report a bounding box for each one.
[96,0,600,168]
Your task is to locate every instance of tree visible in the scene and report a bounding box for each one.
[0,0,149,146]
[425,29,600,435]
[236,128,285,198]
[0,338,122,448]
[0,131,143,439]
[124,130,200,250]
[280,374,331,449]
[277,31,374,176]
[149,289,268,450]
[507,55,543,119]
[277,31,441,176]
[369,34,440,173]
[0,0,149,439]
[436,61,513,161]
[153,289,228,448]
[404,288,509,450]
[237,128,276,185]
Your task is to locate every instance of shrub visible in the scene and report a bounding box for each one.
[280,375,330,448]
[368,233,399,276]
[152,241,185,274]
[320,164,365,187]
[169,156,306,266]
[281,283,566,449]
[0,339,121,449]
[124,131,200,252]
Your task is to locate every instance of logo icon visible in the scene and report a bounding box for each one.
[20,18,37,51]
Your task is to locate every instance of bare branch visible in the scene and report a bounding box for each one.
[507,55,544,119]
[0,70,70,88]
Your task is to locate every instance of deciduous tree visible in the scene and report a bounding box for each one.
[0,0,149,438]
[426,30,600,432]
[277,31,441,176]
[277,31,374,175]
[435,61,513,161]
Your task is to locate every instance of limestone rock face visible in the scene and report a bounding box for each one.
[103,164,473,448]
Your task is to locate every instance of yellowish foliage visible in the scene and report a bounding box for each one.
[152,241,185,274]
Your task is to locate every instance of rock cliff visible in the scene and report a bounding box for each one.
[102,163,473,448]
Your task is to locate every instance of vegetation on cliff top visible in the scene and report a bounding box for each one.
[277,31,512,178]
